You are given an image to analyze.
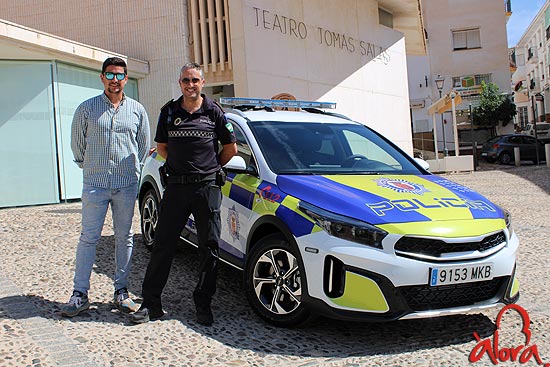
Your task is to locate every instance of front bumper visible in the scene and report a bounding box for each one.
[298,229,519,322]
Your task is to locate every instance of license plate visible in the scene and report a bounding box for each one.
[430,264,493,286]
[481,152,488,156]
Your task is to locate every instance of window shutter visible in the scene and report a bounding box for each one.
[467,29,481,48]
[453,31,467,49]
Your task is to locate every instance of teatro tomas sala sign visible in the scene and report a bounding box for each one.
[252,6,391,65]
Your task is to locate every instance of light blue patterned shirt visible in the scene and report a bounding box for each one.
[71,93,150,189]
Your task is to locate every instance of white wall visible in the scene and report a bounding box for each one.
[229,0,414,153]
[422,0,510,96]
[407,55,433,133]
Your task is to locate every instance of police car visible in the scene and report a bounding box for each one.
[138,97,519,327]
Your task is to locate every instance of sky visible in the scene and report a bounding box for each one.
[507,0,546,47]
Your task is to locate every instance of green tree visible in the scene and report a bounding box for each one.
[473,81,517,135]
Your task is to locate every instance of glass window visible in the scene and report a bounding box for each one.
[229,121,253,167]
[250,121,421,175]
[452,28,481,50]
[0,61,59,207]
[378,8,393,28]
[518,106,528,125]
[452,74,491,87]
[343,129,402,169]
[475,74,492,85]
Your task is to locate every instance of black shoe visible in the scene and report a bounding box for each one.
[130,306,164,324]
[193,291,214,326]
[196,307,213,326]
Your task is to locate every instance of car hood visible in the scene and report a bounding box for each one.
[276,174,504,229]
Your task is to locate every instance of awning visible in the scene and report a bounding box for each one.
[514,80,525,92]
[427,91,463,115]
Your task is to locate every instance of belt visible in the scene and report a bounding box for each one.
[166,173,216,184]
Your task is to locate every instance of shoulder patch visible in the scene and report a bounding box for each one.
[225,122,234,133]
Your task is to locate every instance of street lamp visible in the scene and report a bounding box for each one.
[434,74,448,156]
[435,74,445,96]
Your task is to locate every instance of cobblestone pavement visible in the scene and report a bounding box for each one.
[0,163,549,367]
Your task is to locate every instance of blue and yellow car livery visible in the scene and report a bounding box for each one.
[212,171,518,321]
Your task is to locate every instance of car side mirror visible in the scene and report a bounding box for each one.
[224,155,246,170]
[224,155,257,175]
[414,157,430,171]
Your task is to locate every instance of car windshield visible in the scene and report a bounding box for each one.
[249,121,423,175]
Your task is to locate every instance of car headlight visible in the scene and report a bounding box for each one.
[298,201,387,249]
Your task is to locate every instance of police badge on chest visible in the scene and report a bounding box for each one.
[200,117,215,126]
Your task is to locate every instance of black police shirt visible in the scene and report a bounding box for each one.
[155,94,237,175]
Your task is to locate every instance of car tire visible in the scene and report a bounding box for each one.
[498,151,512,165]
[140,188,159,251]
[244,233,312,327]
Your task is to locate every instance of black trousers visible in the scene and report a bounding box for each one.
[141,180,222,310]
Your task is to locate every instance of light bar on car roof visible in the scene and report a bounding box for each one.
[220,97,336,109]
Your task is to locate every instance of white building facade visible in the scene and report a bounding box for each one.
[0,0,425,207]
[511,0,550,128]
[407,0,512,158]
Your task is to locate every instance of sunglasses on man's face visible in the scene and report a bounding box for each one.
[181,77,202,84]
[103,72,126,81]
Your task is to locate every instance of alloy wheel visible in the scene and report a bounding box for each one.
[141,190,158,249]
[252,248,302,315]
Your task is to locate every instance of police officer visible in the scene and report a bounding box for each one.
[131,62,237,326]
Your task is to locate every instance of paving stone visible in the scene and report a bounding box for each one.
[0,162,548,367]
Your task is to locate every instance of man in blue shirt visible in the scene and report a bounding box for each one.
[62,57,150,317]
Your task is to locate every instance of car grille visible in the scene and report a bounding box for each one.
[399,277,506,311]
[394,231,506,259]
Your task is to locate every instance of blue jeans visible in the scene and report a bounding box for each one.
[73,183,138,295]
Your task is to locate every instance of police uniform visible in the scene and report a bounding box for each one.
[141,94,236,318]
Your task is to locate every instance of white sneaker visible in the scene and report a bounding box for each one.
[114,288,139,313]
[60,291,90,317]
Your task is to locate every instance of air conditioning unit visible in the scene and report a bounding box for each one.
[461,76,474,87]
